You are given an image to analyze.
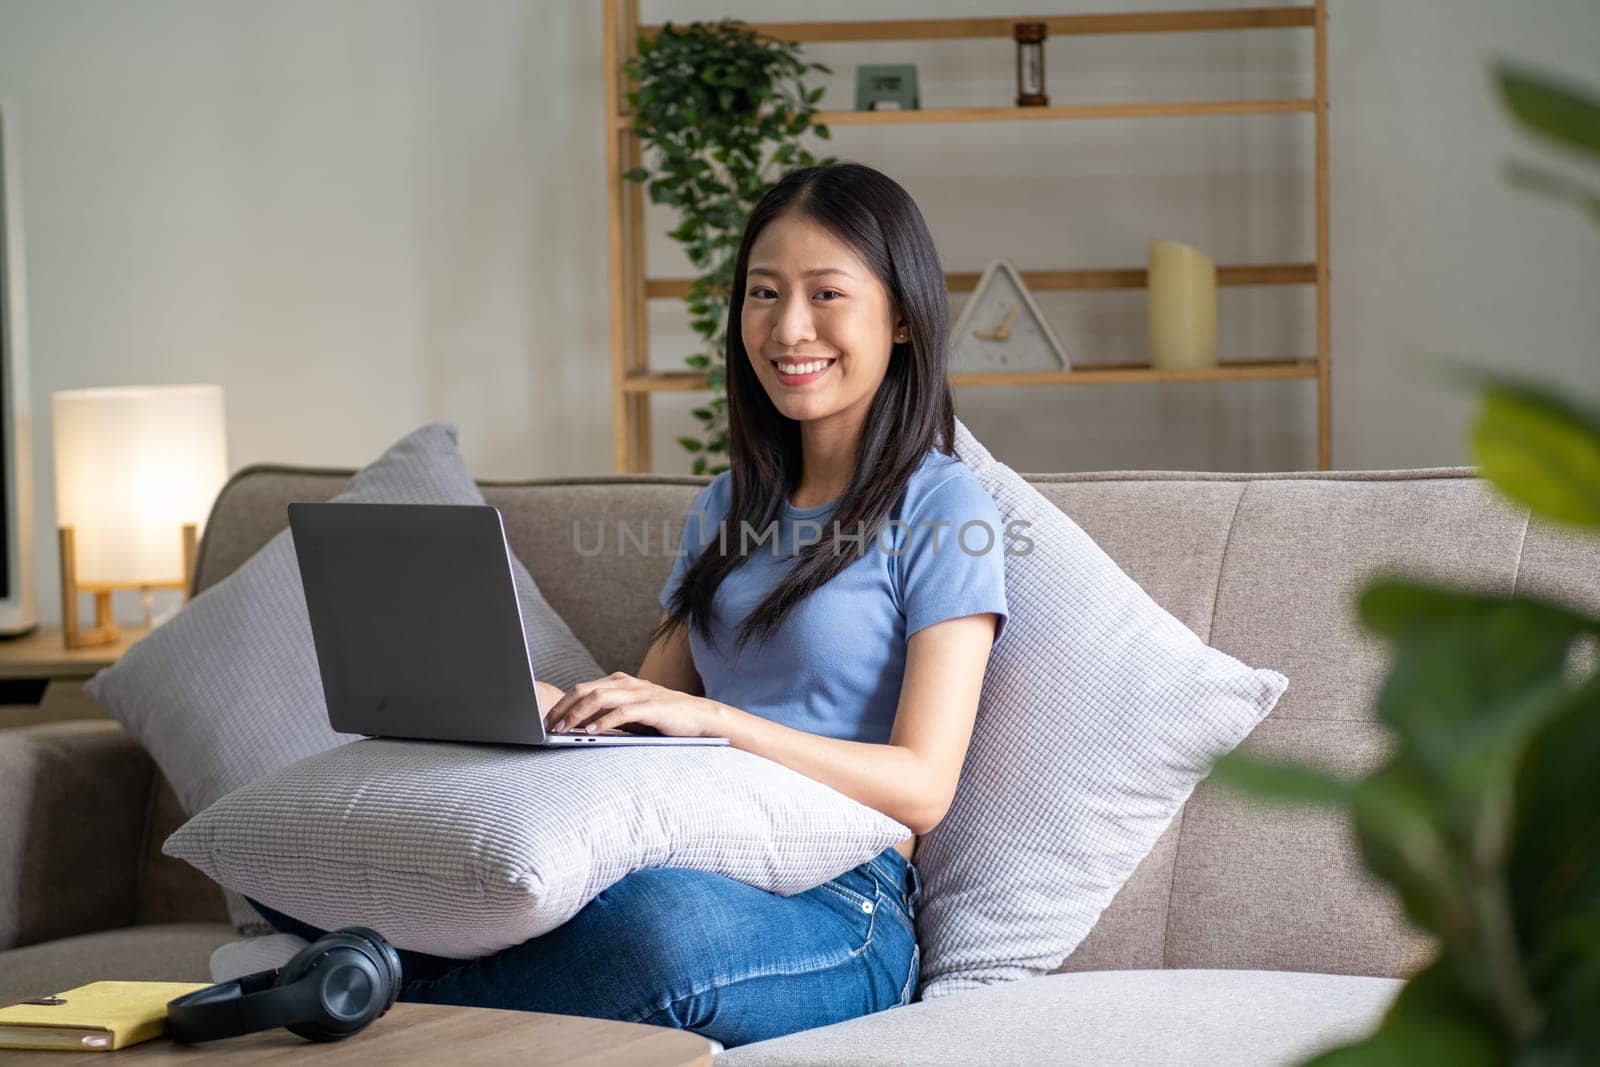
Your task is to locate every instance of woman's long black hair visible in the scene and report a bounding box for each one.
[655,161,959,660]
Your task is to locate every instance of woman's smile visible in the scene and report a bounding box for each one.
[772,357,837,385]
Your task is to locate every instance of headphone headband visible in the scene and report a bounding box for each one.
[167,968,321,1042]
[166,927,401,1044]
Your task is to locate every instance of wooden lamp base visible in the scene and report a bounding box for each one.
[58,523,199,650]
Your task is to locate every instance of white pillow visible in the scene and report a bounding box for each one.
[86,421,605,933]
[912,419,1289,1000]
[164,737,912,958]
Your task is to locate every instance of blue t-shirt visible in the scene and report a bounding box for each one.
[658,449,1009,744]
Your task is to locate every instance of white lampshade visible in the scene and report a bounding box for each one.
[52,385,228,585]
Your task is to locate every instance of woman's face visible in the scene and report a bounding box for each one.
[741,212,905,431]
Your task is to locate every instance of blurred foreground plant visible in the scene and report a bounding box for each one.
[1209,60,1600,1066]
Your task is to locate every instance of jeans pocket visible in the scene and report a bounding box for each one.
[814,876,881,958]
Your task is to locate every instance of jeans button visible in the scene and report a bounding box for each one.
[861,900,874,913]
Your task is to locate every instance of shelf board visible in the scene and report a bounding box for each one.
[616,98,1315,131]
[637,7,1316,43]
[826,98,1314,125]
[624,359,1317,393]
[646,263,1315,301]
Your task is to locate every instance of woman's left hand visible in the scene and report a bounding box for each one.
[544,672,723,738]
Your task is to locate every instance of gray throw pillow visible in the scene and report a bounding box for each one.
[912,419,1289,1000]
[86,421,604,933]
[165,737,912,958]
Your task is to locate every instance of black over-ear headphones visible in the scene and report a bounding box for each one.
[166,927,403,1044]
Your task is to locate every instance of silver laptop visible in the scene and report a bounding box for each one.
[287,501,729,748]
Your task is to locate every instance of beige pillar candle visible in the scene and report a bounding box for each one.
[1147,239,1218,369]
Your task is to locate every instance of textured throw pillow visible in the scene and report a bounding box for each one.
[86,421,604,933]
[912,419,1290,1000]
[164,737,913,958]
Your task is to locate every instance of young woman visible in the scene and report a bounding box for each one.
[252,161,1008,1049]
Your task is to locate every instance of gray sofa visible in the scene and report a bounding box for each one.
[4,461,1595,1063]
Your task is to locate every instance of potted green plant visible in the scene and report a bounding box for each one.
[621,19,838,474]
[1209,61,1600,1065]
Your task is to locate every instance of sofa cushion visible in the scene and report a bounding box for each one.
[910,419,1289,999]
[0,923,236,998]
[715,968,1402,1065]
[163,737,912,958]
[84,422,605,933]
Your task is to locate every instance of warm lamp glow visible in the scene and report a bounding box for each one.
[52,384,228,646]
[52,385,228,586]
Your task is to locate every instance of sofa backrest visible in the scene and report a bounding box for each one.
[174,463,1599,978]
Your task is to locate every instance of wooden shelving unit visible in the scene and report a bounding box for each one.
[603,2,1331,472]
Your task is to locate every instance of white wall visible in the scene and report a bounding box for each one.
[1,0,1595,627]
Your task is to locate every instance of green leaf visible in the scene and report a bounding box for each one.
[621,166,648,182]
[1304,960,1508,1066]
[814,123,831,140]
[1493,61,1600,159]
[1470,381,1600,528]
[1356,577,1596,788]
[684,354,710,369]
[676,436,704,452]
[1207,751,1355,806]
[692,407,714,421]
[1503,158,1600,229]
[1347,763,1466,940]
[1509,669,1600,991]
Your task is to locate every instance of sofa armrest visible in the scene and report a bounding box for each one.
[0,721,155,950]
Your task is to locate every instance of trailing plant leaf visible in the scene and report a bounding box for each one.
[621,19,835,467]
[1493,61,1600,160]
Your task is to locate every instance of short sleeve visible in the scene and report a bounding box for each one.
[658,475,726,612]
[894,471,1009,648]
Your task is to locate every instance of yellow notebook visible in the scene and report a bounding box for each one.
[0,981,210,1052]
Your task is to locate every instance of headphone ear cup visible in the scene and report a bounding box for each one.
[277,934,389,1043]
[339,926,403,1014]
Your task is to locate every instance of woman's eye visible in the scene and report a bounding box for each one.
[746,288,844,301]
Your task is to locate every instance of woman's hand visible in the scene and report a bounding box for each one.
[544,672,723,738]
[533,679,566,717]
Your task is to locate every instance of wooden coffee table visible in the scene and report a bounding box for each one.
[0,1002,716,1064]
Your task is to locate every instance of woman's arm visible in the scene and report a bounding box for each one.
[636,611,704,696]
[544,612,998,834]
[534,611,702,716]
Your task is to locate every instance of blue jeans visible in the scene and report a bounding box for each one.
[247,845,923,1049]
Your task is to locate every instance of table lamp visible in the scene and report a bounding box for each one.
[52,385,228,649]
